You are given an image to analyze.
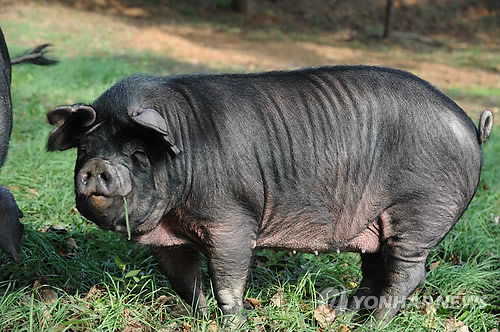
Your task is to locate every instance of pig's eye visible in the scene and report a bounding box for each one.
[132,149,150,167]
[78,145,88,159]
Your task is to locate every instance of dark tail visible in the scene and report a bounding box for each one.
[11,43,58,66]
[478,110,493,144]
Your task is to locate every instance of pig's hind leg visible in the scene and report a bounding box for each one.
[370,239,428,324]
[362,201,463,325]
[347,252,386,315]
[348,226,429,325]
[153,245,206,313]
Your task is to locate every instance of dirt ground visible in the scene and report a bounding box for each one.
[2,0,499,114]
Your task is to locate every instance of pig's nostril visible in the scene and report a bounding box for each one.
[99,172,110,183]
[80,172,91,184]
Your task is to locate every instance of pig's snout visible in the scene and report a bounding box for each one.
[77,159,115,196]
[77,159,132,197]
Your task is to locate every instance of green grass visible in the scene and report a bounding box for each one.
[0,10,499,332]
[430,46,500,73]
[446,86,500,99]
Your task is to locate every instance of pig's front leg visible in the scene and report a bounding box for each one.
[204,221,257,325]
[153,245,206,313]
[0,186,24,263]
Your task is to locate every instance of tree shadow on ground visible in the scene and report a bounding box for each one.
[49,0,500,46]
[13,0,496,91]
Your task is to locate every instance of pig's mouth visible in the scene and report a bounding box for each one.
[77,194,131,234]
[88,194,114,210]
[77,192,167,238]
[76,193,119,230]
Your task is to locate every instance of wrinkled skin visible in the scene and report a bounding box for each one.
[47,66,493,325]
[0,28,57,262]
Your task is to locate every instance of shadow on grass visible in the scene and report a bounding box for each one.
[0,227,155,292]
[46,0,500,49]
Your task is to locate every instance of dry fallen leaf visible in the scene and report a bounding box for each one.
[168,302,190,317]
[431,261,441,270]
[40,224,68,234]
[7,185,21,191]
[182,322,192,332]
[65,237,79,249]
[33,280,58,305]
[123,308,132,320]
[83,284,105,307]
[314,304,336,328]
[207,320,218,332]
[423,303,437,315]
[347,281,357,289]
[253,315,269,332]
[423,302,438,329]
[424,316,438,329]
[27,187,39,197]
[157,295,169,305]
[58,248,72,257]
[246,297,261,308]
[121,325,144,332]
[338,324,351,332]
[444,318,469,332]
[51,224,68,232]
[270,289,284,307]
[159,322,179,332]
[156,295,177,306]
[450,255,462,265]
[40,308,53,328]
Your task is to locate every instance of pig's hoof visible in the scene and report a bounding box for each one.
[222,311,248,330]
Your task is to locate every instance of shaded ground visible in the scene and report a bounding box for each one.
[1,0,499,115]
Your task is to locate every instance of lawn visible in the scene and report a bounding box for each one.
[0,2,499,331]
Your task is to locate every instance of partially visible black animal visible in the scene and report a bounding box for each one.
[47,65,492,325]
[0,28,57,262]
[0,186,24,263]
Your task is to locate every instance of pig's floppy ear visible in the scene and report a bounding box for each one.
[47,104,96,151]
[129,108,180,155]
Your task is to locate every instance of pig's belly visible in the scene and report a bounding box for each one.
[255,211,384,254]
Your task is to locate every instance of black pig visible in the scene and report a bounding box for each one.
[0,28,57,262]
[47,66,493,324]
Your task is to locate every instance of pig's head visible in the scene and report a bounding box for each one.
[0,186,24,263]
[46,78,182,237]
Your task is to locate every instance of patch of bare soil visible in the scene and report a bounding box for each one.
[129,24,500,89]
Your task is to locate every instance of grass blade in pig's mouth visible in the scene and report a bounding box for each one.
[123,196,131,240]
